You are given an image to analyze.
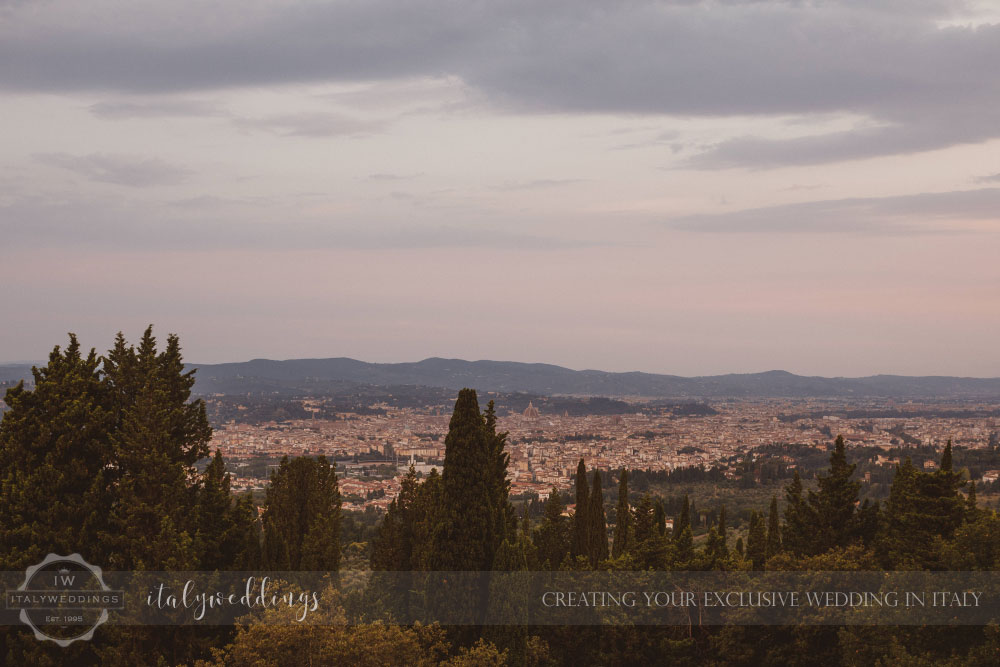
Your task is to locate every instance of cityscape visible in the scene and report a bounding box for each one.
[206,394,1000,511]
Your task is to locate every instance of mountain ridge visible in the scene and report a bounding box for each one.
[4,357,1000,399]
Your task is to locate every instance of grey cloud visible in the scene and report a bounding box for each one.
[976,172,1000,183]
[666,187,1000,234]
[35,153,191,187]
[0,192,597,251]
[88,99,225,119]
[685,111,1000,168]
[2,1,998,166]
[233,112,384,137]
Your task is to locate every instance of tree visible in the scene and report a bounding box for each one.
[653,498,666,537]
[261,455,341,571]
[746,511,767,569]
[0,335,113,570]
[534,489,569,569]
[805,436,860,554]
[196,450,260,569]
[484,400,516,550]
[431,389,504,572]
[572,459,590,559]
[587,470,608,566]
[765,496,781,560]
[0,328,231,665]
[674,495,691,541]
[781,470,814,556]
[102,328,212,570]
[611,470,630,558]
[717,505,729,556]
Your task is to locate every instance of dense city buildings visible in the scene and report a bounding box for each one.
[208,397,1000,510]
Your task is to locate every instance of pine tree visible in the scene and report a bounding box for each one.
[0,335,113,570]
[611,470,630,558]
[587,470,608,566]
[806,435,860,554]
[572,459,590,559]
[102,328,212,569]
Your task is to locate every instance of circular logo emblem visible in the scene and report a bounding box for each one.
[6,553,122,647]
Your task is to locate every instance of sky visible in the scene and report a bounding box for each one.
[2,0,1000,377]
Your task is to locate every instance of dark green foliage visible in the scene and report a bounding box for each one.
[611,470,630,558]
[806,435,860,555]
[431,389,509,572]
[653,498,666,537]
[484,400,516,547]
[718,505,728,549]
[572,458,590,558]
[533,489,569,570]
[261,455,341,570]
[765,495,781,560]
[745,511,767,569]
[0,336,113,570]
[879,446,967,569]
[196,451,262,569]
[781,469,813,556]
[674,495,691,541]
[586,470,609,565]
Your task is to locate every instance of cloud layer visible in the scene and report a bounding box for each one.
[3,1,999,165]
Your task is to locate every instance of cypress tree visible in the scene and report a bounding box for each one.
[432,388,496,571]
[940,440,953,472]
[632,494,655,546]
[611,470,630,558]
[484,400,515,548]
[674,495,691,541]
[572,459,590,558]
[746,511,767,569]
[717,505,729,555]
[533,489,569,570]
[782,469,814,556]
[653,498,666,537]
[765,496,781,560]
[587,470,608,565]
[195,450,255,569]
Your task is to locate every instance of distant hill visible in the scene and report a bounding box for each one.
[178,357,1000,400]
[4,357,999,399]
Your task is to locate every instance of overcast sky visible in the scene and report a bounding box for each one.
[3,0,1000,376]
